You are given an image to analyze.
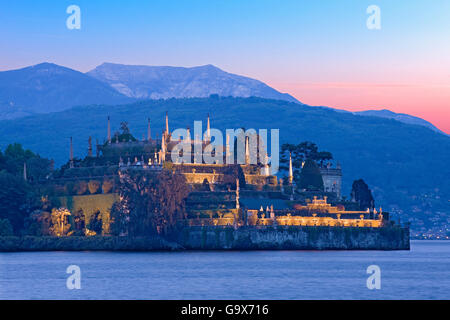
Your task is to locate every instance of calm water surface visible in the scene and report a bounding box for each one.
[0,240,448,299]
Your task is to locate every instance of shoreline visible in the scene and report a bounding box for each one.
[0,236,182,252]
[0,226,410,252]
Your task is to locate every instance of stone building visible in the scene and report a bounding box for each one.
[320,165,342,199]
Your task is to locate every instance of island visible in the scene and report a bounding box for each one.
[0,113,409,251]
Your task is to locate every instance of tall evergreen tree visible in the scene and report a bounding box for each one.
[280,142,332,182]
[351,179,375,210]
[298,159,324,191]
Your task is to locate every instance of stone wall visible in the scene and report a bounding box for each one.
[0,236,181,252]
[55,193,119,234]
[179,226,410,250]
[0,227,409,252]
[320,168,342,199]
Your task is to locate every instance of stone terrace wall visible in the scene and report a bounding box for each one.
[179,226,410,250]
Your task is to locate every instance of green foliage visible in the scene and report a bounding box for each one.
[71,209,85,236]
[298,159,324,191]
[23,211,52,236]
[201,178,211,191]
[280,142,332,181]
[351,179,375,210]
[110,122,137,144]
[0,143,53,182]
[87,211,102,235]
[111,169,190,236]
[110,202,127,236]
[0,171,37,234]
[0,218,14,236]
[222,165,246,189]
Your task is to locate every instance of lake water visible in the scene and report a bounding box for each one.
[0,240,448,300]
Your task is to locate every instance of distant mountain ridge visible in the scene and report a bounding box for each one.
[353,109,448,136]
[0,63,133,119]
[315,106,447,136]
[0,62,446,137]
[86,62,300,103]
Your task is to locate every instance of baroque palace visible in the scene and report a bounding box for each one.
[39,113,388,235]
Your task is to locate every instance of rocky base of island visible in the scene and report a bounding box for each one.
[0,226,410,251]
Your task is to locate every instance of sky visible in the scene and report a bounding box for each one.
[1,0,449,133]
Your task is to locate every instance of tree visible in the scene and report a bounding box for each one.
[0,143,34,174]
[351,179,375,210]
[111,169,190,236]
[311,151,333,167]
[111,122,137,143]
[202,178,211,191]
[110,201,129,236]
[0,218,13,236]
[297,141,319,159]
[24,156,54,182]
[72,209,85,236]
[298,159,324,191]
[0,143,53,182]
[280,142,333,183]
[120,122,130,134]
[0,171,36,234]
[222,165,246,190]
[87,211,102,235]
[49,208,72,236]
[24,210,52,236]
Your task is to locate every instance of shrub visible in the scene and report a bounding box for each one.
[298,159,324,191]
[0,219,13,236]
[87,211,102,235]
[202,178,211,191]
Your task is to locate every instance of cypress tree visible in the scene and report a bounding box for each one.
[351,179,375,210]
[299,159,324,191]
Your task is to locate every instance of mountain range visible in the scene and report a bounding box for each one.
[0,63,133,119]
[0,62,445,137]
[352,109,447,136]
[0,62,298,120]
[87,62,299,103]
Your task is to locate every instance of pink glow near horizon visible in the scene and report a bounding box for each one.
[270,82,450,135]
